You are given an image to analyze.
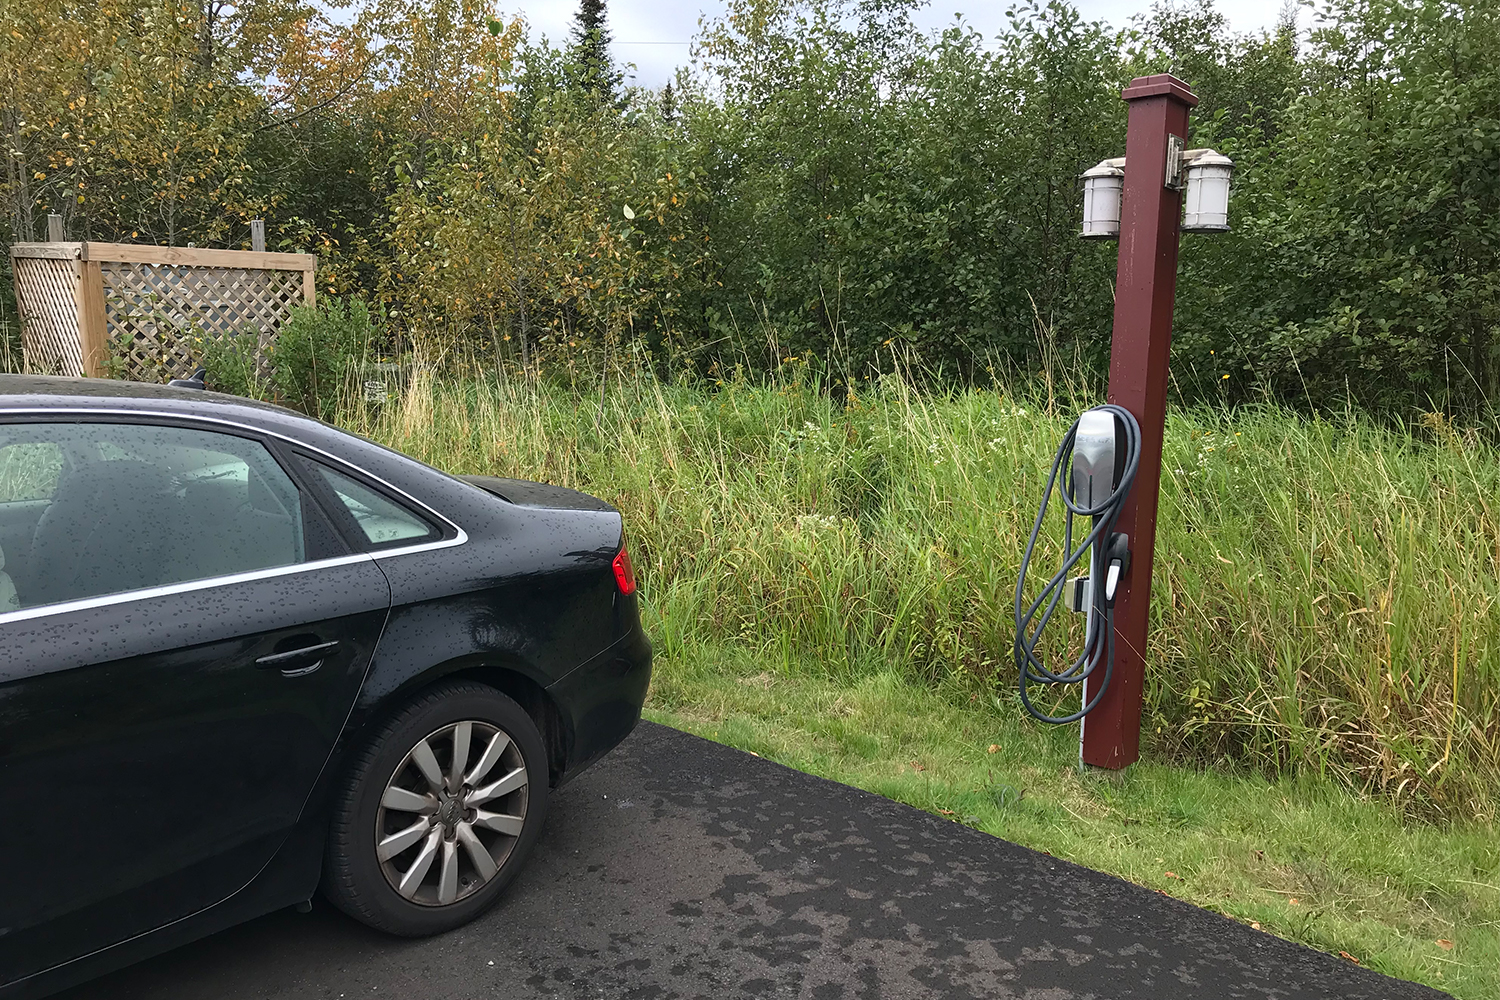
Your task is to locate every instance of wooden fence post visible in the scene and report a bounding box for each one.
[47,214,63,242]
[302,260,317,310]
[74,244,109,377]
[250,219,266,253]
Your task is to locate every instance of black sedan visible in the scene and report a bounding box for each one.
[0,375,652,998]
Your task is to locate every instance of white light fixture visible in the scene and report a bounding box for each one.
[1080,158,1126,239]
[1181,149,1234,232]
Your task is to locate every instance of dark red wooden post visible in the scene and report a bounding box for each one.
[1081,74,1197,769]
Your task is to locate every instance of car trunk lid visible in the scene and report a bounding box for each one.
[458,475,617,513]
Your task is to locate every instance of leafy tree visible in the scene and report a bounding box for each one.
[0,0,256,245]
[377,20,697,368]
[1168,0,1500,414]
[0,0,370,247]
[689,0,1126,378]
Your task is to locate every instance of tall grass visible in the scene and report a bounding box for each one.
[337,368,1500,822]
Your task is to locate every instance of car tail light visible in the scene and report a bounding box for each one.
[612,542,637,596]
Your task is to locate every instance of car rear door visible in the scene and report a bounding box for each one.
[0,418,391,986]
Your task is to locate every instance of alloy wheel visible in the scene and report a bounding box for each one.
[374,720,529,907]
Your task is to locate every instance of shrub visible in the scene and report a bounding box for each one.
[200,333,266,398]
[270,298,378,419]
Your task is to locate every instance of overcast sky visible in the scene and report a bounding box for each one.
[508,0,1297,88]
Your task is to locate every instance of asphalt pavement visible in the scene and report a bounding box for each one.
[61,722,1448,999]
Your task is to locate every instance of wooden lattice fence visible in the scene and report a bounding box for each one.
[8,242,316,381]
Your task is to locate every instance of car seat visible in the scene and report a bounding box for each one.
[29,460,175,607]
[0,540,18,613]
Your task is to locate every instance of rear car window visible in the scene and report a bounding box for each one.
[0,422,309,610]
[311,463,436,547]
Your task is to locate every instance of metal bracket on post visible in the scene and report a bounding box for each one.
[1164,135,1185,191]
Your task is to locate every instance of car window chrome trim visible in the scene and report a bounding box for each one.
[0,405,469,546]
[0,552,378,627]
[368,532,467,561]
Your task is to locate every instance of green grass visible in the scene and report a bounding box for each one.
[342,369,1500,822]
[645,643,1499,1000]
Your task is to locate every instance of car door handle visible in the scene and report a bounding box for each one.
[256,640,340,677]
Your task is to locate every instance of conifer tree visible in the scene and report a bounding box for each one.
[660,80,677,124]
[569,0,621,99]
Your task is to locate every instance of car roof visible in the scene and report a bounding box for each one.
[0,372,370,462]
[0,373,300,414]
[0,373,341,440]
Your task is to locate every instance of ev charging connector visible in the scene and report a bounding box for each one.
[1067,409,1132,609]
[1014,404,1142,733]
[1070,408,1124,509]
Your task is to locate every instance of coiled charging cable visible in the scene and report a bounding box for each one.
[1014,404,1141,724]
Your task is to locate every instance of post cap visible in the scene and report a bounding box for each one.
[1120,74,1198,107]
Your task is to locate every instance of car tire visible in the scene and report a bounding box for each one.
[322,680,549,936]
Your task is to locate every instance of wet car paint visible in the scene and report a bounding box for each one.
[0,376,652,998]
